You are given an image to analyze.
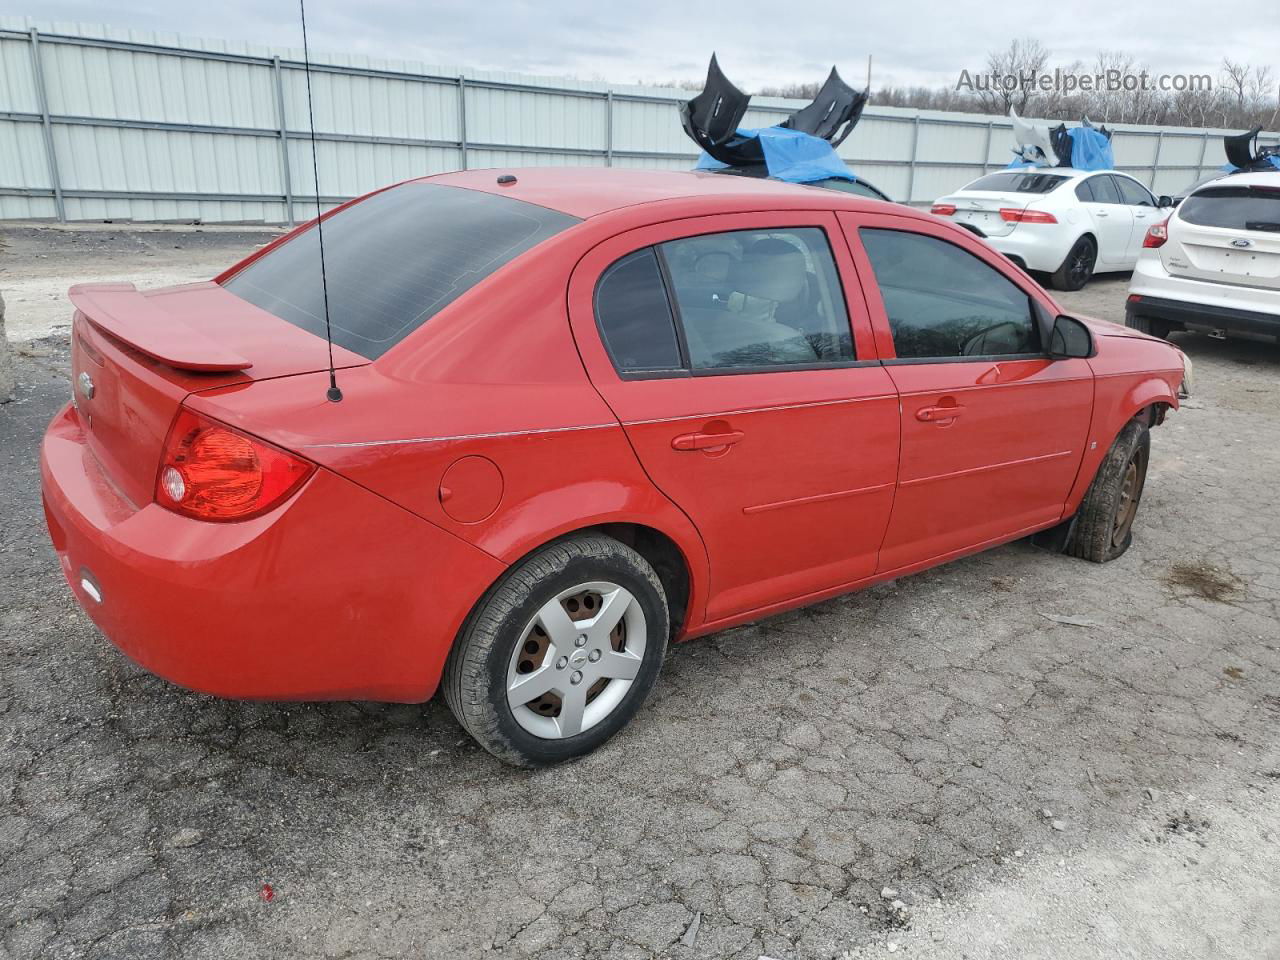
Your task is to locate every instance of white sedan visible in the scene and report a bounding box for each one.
[931,169,1174,290]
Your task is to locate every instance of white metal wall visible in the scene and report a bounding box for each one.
[2,16,1277,224]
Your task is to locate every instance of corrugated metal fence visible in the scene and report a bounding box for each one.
[2,18,1277,224]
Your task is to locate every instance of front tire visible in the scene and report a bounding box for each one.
[1050,236,1097,291]
[1067,420,1150,563]
[443,534,669,767]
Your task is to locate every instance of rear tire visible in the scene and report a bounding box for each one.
[1050,236,1097,291]
[1067,420,1150,563]
[1125,314,1172,340]
[443,534,669,767]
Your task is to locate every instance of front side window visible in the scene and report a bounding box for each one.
[1115,176,1155,207]
[1087,176,1122,204]
[224,182,580,359]
[660,228,854,370]
[859,228,1040,360]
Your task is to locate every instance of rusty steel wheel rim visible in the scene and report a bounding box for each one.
[506,582,647,740]
[1112,456,1142,549]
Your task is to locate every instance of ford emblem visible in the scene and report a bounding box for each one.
[1231,238,1252,248]
[78,370,95,400]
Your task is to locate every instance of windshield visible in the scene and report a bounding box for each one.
[808,178,892,202]
[1179,184,1280,231]
[963,172,1069,194]
[223,182,580,359]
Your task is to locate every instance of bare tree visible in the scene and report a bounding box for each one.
[1222,59,1251,110]
[967,38,1051,115]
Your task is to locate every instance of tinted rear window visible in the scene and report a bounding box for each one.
[224,182,580,359]
[1179,185,1280,231]
[964,172,1068,194]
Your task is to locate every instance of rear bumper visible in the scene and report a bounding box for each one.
[1125,294,1280,339]
[41,403,505,702]
[983,229,1075,274]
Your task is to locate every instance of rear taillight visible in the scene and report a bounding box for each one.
[156,409,314,521]
[1143,219,1170,248]
[1000,208,1058,224]
[931,203,957,216]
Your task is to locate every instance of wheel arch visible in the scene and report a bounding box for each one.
[460,514,708,647]
[1063,377,1176,517]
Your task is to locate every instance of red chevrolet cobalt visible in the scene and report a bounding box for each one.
[41,169,1190,766]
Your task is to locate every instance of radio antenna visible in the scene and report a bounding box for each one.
[299,0,342,402]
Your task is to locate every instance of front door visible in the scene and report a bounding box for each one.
[841,212,1094,572]
[568,212,900,624]
[1113,174,1160,264]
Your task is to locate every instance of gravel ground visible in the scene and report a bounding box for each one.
[1,225,1278,960]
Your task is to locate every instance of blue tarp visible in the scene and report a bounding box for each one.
[695,126,855,183]
[1222,156,1280,172]
[1070,126,1115,172]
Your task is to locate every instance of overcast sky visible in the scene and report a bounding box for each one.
[20,1,1280,91]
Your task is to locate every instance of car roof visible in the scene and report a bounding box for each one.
[1191,169,1280,191]
[423,167,889,219]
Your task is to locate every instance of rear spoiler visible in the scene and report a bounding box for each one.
[1224,127,1280,172]
[679,54,868,166]
[68,282,253,372]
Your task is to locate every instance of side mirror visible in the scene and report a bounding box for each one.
[1158,195,1175,208]
[1048,314,1095,359]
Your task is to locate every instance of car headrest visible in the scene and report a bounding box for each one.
[694,252,732,283]
[733,238,807,302]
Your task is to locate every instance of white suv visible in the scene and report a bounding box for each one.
[932,169,1172,290]
[1126,171,1280,341]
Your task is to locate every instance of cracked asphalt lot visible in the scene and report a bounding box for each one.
[2,228,1279,959]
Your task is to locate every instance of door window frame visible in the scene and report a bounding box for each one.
[578,212,884,383]
[1112,173,1157,207]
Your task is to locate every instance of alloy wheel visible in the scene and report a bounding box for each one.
[505,581,647,739]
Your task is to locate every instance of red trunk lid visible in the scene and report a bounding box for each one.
[69,281,366,508]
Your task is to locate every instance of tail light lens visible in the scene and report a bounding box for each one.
[1000,208,1058,224]
[1143,219,1170,248]
[156,409,314,521]
[931,203,957,216]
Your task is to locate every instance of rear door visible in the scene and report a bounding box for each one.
[1113,174,1160,264]
[568,211,900,624]
[1164,182,1280,289]
[839,211,1093,571]
[1076,175,1133,266]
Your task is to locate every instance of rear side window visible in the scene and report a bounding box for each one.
[594,249,683,373]
[1179,185,1280,231]
[593,227,856,377]
[964,172,1068,194]
[223,182,579,359]
[860,228,1039,360]
[1074,179,1096,202]
[661,228,854,371]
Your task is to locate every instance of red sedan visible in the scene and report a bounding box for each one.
[41,169,1190,766]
